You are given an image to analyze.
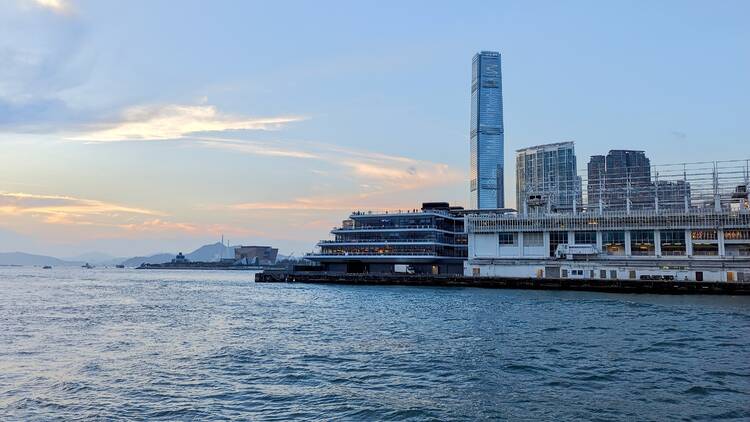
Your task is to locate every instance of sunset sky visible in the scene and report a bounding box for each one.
[1,0,748,257]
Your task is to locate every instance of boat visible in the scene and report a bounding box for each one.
[42,265,52,269]
[82,263,94,269]
[115,264,125,269]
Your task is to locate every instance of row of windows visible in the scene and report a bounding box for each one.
[724,229,750,240]
[496,230,748,249]
[498,232,546,247]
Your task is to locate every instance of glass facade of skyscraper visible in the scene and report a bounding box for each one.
[516,142,581,214]
[470,51,504,209]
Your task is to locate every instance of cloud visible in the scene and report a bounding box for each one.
[116,219,266,238]
[0,192,271,241]
[192,137,320,159]
[68,104,306,142]
[671,131,687,140]
[0,0,85,131]
[0,192,161,224]
[229,199,354,211]
[30,0,71,14]
[194,136,465,190]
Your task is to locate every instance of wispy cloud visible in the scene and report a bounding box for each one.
[115,219,266,238]
[0,192,161,224]
[0,192,272,240]
[193,136,465,190]
[229,198,354,211]
[68,104,306,142]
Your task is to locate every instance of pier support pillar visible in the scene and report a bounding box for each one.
[596,231,603,253]
[544,232,551,257]
[517,232,524,258]
[685,230,693,256]
[654,230,662,257]
[718,230,726,257]
[568,231,576,245]
[625,231,632,257]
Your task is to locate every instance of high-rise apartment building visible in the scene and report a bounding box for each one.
[470,51,505,209]
[586,150,653,210]
[587,155,606,209]
[516,141,581,214]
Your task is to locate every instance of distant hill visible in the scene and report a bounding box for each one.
[118,243,236,267]
[120,253,174,268]
[0,252,80,267]
[0,241,257,268]
[185,242,234,262]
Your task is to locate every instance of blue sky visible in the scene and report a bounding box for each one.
[0,0,748,257]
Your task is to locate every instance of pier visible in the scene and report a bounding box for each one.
[255,271,750,295]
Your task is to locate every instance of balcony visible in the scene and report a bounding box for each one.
[320,239,441,244]
[332,225,461,232]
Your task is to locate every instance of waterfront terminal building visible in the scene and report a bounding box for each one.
[466,159,750,282]
[307,203,470,275]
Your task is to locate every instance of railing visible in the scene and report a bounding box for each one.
[349,209,458,217]
[307,251,439,257]
[467,210,750,233]
[319,239,451,244]
[332,225,462,232]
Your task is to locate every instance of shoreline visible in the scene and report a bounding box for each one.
[255,271,750,295]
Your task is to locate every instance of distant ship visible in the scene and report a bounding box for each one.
[82,263,94,269]
[115,264,125,269]
[42,266,52,269]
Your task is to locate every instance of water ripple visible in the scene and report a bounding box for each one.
[0,267,749,420]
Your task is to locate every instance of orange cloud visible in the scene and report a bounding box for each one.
[0,192,161,221]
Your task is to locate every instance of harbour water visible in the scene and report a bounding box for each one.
[1,267,748,420]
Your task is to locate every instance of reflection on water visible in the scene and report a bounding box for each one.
[1,267,749,420]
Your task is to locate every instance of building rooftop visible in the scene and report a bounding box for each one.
[516,141,575,153]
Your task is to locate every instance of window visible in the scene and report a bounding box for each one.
[498,232,516,245]
[693,243,718,256]
[661,230,685,256]
[724,229,750,241]
[524,232,543,247]
[549,231,568,257]
[631,230,655,256]
[602,231,625,256]
[575,231,596,245]
[691,230,717,241]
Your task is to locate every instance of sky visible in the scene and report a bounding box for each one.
[0,0,748,258]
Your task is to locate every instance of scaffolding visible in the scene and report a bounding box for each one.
[514,159,750,216]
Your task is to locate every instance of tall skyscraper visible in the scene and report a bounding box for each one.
[516,142,581,214]
[470,51,504,209]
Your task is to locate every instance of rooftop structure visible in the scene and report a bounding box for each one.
[470,51,505,209]
[307,202,467,274]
